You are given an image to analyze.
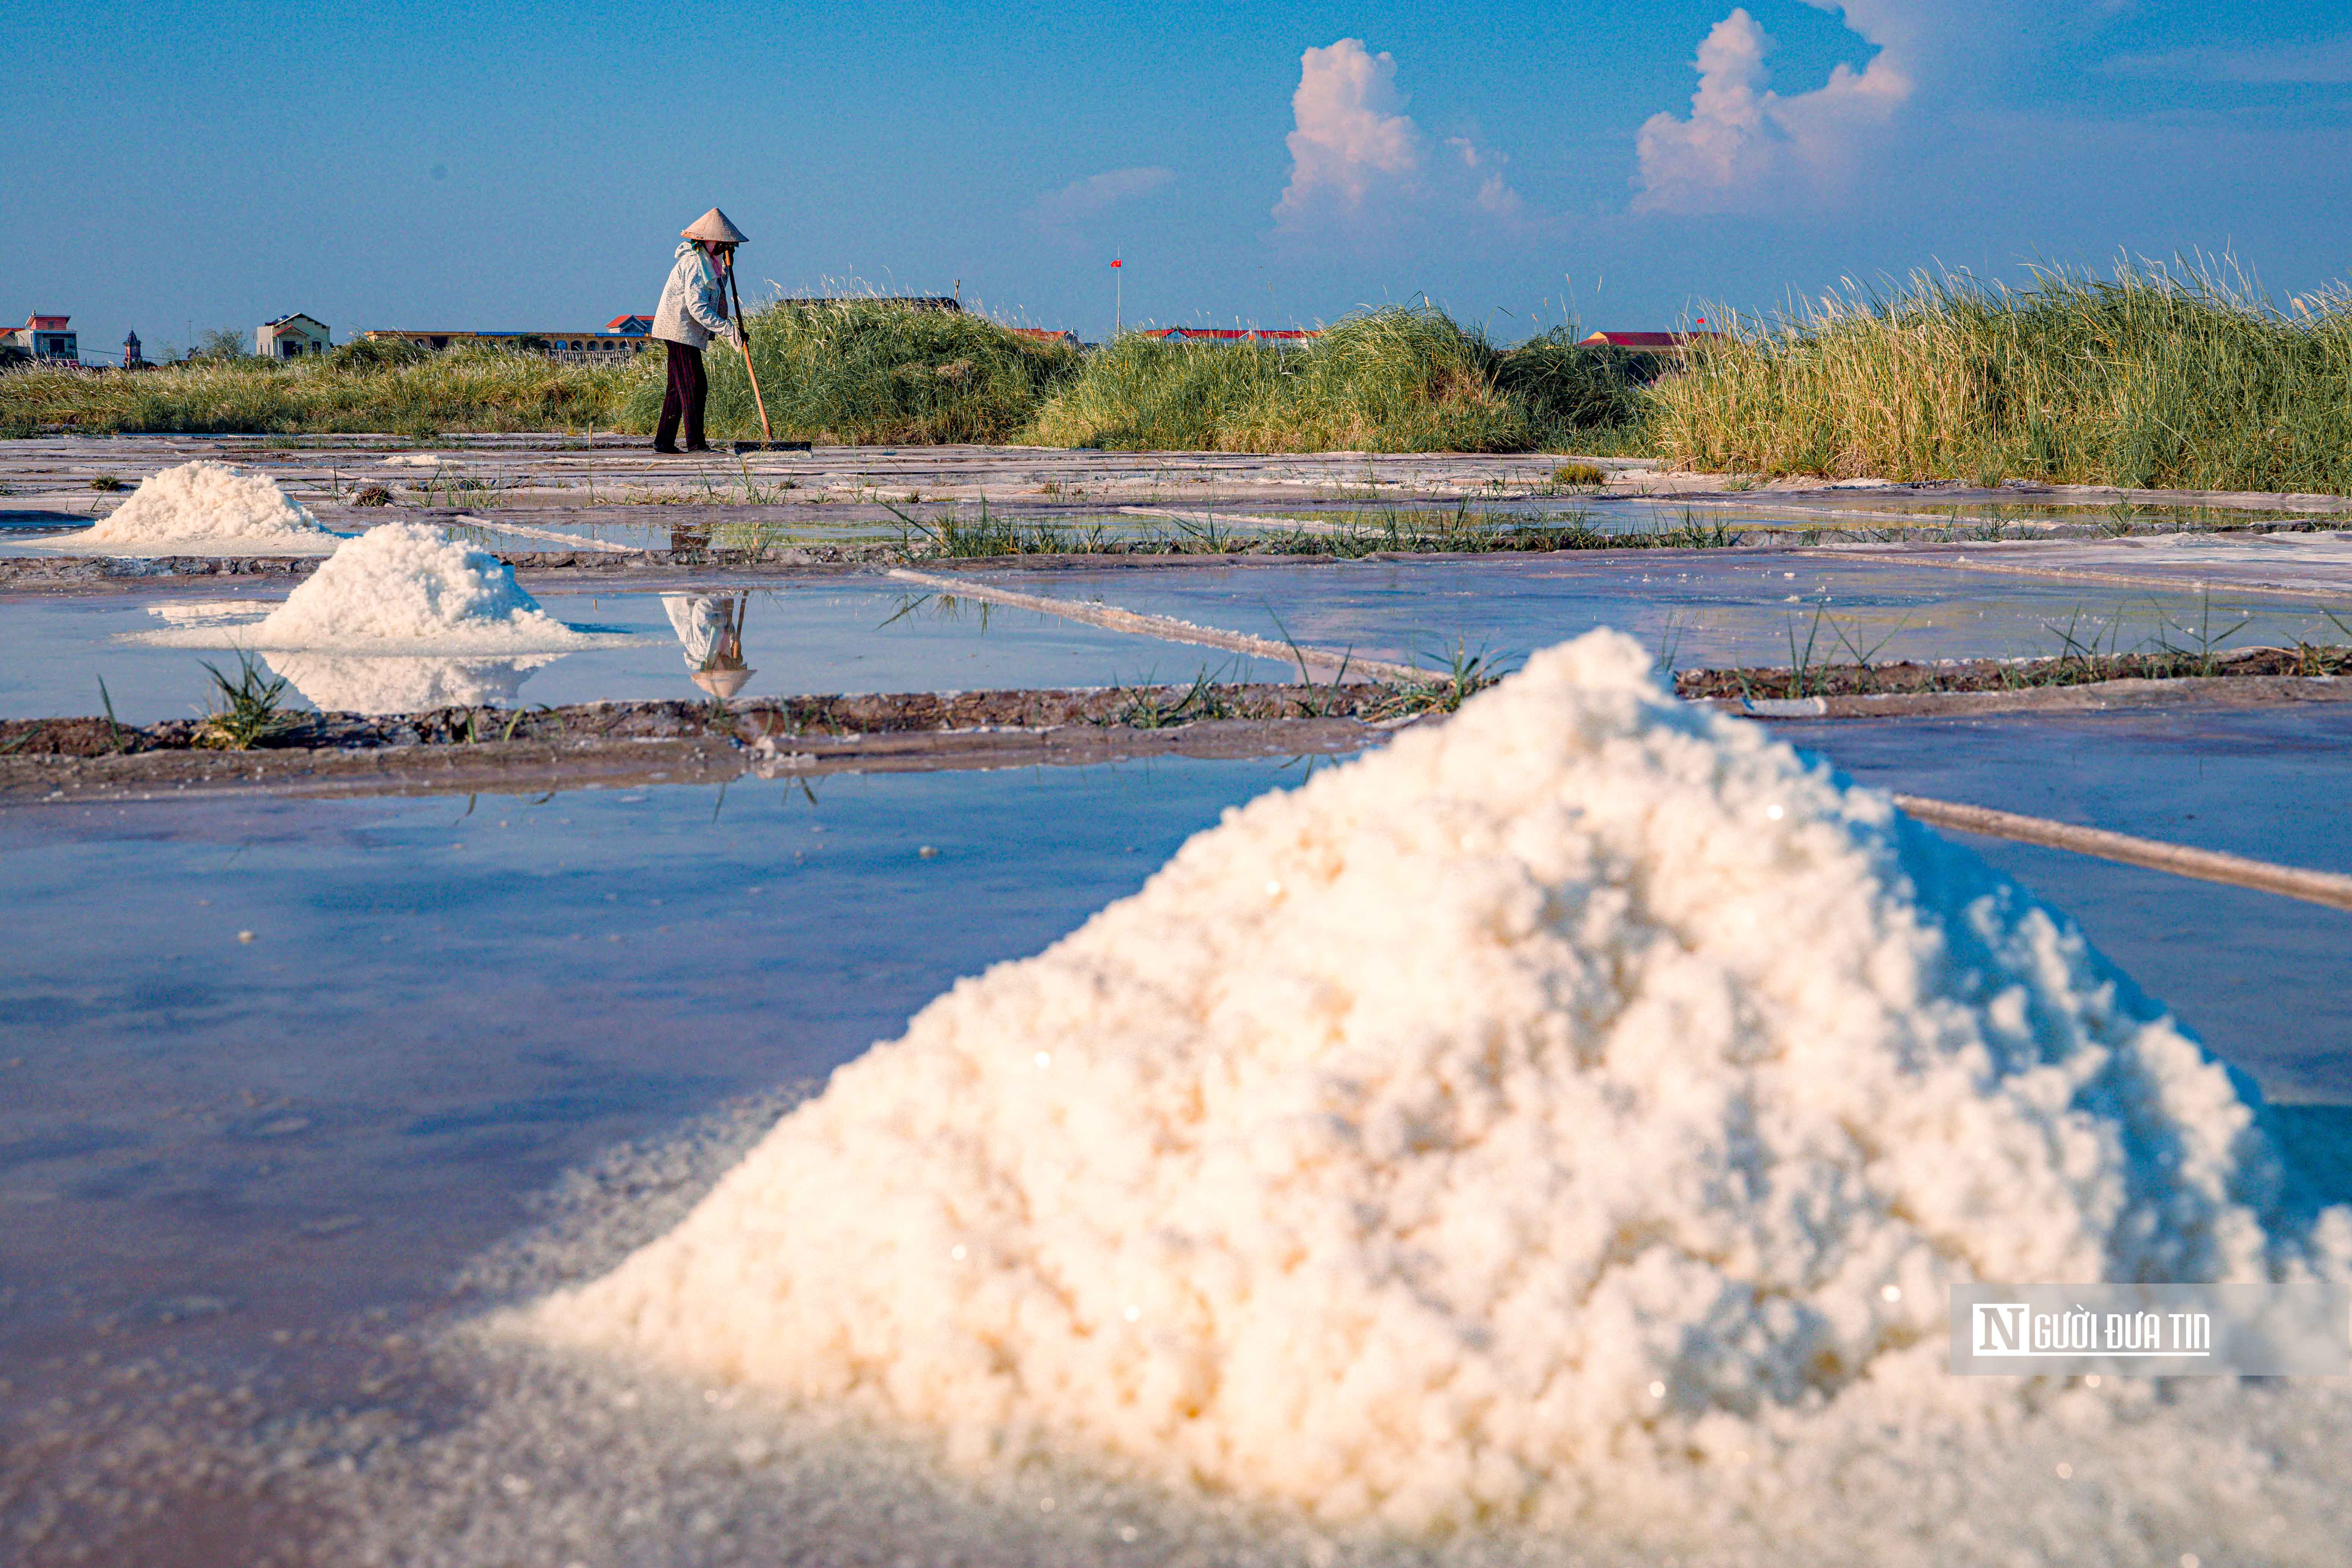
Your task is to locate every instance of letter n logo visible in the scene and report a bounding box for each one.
[1973,1303,2027,1354]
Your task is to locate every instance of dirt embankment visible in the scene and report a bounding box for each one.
[1670,644,2351,702]
[0,681,1452,763]
[0,681,1469,801]
[6,650,2348,802]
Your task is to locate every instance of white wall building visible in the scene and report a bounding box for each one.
[3,314,78,359]
[257,313,332,358]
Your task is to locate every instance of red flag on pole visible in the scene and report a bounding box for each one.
[1111,258,1122,268]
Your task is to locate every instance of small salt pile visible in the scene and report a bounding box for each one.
[251,522,590,650]
[81,460,336,548]
[526,629,2350,1532]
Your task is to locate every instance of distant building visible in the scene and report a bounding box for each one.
[4,313,78,360]
[606,315,655,336]
[122,330,144,368]
[258,313,333,358]
[1149,327,1319,343]
[1578,331,1722,355]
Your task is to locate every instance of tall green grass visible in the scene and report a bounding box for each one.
[2,301,1652,454]
[1652,258,2352,491]
[1492,325,1660,437]
[0,343,634,435]
[1026,306,1638,452]
[624,301,1081,444]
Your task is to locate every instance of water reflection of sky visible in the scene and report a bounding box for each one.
[7,553,2352,722]
[2,582,1296,722]
[1788,703,2352,1103]
[993,556,2352,674]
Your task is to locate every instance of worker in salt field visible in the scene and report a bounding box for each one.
[663,592,754,697]
[650,207,749,454]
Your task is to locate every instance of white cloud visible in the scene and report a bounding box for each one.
[1447,137,1526,221]
[1025,167,1174,248]
[1635,6,1911,214]
[1274,39,1424,226]
[1273,39,1524,232]
[2103,35,2352,86]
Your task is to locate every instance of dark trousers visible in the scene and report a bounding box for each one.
[656,341,708,450]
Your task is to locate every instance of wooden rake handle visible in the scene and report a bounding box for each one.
[726,267,773,443]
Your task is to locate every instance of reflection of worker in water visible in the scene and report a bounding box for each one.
[662,593,753,697]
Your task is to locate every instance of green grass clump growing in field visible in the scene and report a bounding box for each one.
[193,653,300,750]
[635,301,1081,444]
[1493,326,1661,436]
[1651,258,2352,491]
[0,343,634,435]
[1026,306,1642,453]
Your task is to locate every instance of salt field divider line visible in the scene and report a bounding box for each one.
[885,568,1425,683]
[452,514,636,554]
[1894,794,2352,912]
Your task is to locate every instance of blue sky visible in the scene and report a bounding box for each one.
[6,0,2349,359]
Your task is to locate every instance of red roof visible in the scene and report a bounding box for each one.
[1580,330,1721,350]
[606,315,655,333]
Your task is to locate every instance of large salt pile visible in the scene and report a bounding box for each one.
[527,629,2350,1533]
[246,522,593,650]
[80,459,337,550]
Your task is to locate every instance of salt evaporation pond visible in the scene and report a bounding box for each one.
[6,657,2352,1566]
[3,548,2345,723]
[989,554,2352,673]
[0,581,1298,723]
[0,756,1301,1563]
[517,633,2352,1561]
[1786,703,2352,1103]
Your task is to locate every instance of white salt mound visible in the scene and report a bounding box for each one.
[82,460,333,546]
[250,523,592,651]
[527,629,2351,1532]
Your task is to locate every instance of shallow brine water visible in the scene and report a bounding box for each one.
[6,546,2344,723]
[991,555,2352,673]
[0,581,1298,722]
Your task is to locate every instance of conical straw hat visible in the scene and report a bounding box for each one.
[681,207,748,245]
[691,666,753,698]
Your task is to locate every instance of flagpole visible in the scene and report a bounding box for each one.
[1112,252,1123,340]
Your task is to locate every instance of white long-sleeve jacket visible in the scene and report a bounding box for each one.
[651,241,736,349]
[663,593,731,667]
